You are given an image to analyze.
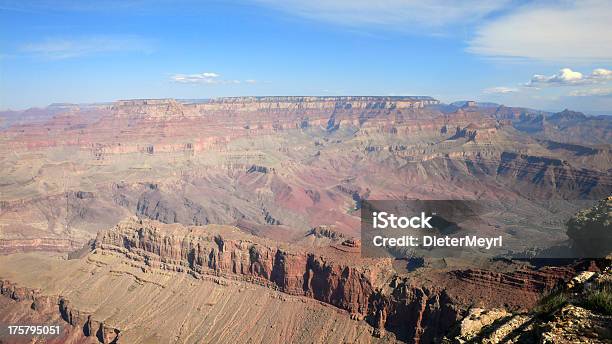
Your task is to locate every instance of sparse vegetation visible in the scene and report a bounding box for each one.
[534,289,568,316]
[582,282,612,315]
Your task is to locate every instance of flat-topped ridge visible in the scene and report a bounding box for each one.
[205,95,438,103]
[109,96,440,115]
[112,96,438,106]
[114,98,178,106]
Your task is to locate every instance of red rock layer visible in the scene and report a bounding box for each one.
[0,279,121,343]
[94,218,574,343]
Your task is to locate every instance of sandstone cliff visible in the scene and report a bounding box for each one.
[92,217,574,343]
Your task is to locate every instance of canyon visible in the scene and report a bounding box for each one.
[0,96,610,343]
[0,216,587,343]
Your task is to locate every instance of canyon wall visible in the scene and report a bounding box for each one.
[93,217,573,343]
[0,279,121,343]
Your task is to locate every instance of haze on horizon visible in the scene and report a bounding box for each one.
[1,0,611,114]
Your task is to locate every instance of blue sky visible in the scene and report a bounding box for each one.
[1,0,611,113]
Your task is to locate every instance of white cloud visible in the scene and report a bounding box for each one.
[592,68,612,79]
[170,73,254,85]
[569,87,612,97]
[21,35,153,59]
[483,86,518,94]
[468,1,612,61]
[171,72,223,84]
[526,68,612,87]
[252,0,509,31]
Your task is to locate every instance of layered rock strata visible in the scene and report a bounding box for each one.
[93,217,573,343]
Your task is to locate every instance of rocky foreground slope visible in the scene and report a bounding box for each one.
[1,212,599,343]
[444,197,612,343]
[443,266,612,344]
[1,194,610,343]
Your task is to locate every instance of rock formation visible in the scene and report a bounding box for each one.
[0,97,610,343]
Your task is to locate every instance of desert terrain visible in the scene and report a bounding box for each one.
[0,96,610,343]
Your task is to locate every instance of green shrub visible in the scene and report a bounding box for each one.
[583,285,612,315]
[534,290,568,316]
